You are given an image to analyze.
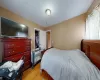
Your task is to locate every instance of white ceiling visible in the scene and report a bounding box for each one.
[0,0,94,27]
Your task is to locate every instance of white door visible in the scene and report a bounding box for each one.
[39,30,46,50]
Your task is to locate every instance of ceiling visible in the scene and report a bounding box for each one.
[0,0,94,27]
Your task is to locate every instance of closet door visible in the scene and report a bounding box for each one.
[39,30,46,50]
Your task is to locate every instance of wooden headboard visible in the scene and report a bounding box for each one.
[81,40,100,69]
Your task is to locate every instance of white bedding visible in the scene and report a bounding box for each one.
[41,48,100,80]
[0,60,24,71]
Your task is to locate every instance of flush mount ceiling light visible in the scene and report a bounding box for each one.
[45,9,51,16]
[20,24,26,28]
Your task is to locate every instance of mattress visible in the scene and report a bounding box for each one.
[41,48,100,80]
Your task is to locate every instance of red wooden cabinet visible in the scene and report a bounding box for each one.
[1,38,31,70]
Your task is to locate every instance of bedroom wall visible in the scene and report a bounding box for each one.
[0,7,45,50]
[45,14,86,50]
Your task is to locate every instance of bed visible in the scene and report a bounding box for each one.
[41,40,100,80]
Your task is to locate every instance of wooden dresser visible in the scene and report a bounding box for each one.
[0,38,31,70]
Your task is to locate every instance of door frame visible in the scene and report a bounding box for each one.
[46,30,52,49]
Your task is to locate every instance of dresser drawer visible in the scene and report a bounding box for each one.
[4,47,28,57]
[4,45,31,57]
[4,49,17,57]
[4,42,16,49]
[4,41,30,49]
[24,51,31,62]
[3,53,23,62]
[15,45,31,53]
[25,46,31,51]
[19,39,31,46]
[24,60,31,70]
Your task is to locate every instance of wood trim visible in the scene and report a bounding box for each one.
[41,70,53,80]
[46,30,52,49]
[81,39,100,69]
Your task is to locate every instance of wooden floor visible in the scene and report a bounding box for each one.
[22,63,43,80]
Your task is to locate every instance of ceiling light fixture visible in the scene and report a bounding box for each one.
[20,24,26,28]
[45,9,51,16]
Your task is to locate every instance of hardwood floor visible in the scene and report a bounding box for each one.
[22,63,43,80]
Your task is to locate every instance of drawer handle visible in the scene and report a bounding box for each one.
[17,46,20,48]
[12,44,14,46]
[12,58,14,60]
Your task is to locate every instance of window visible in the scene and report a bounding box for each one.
[86,6,100,39]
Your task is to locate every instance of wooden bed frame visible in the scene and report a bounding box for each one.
[81,40,100,69]
[41,40,100,80]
